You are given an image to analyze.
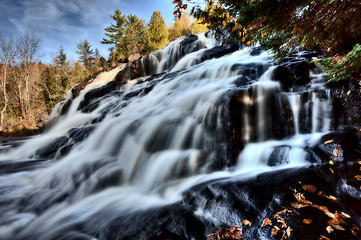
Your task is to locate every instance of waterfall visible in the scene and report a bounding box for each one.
[0,32,336,240]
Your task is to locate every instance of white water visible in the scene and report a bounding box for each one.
[0,33,332,239]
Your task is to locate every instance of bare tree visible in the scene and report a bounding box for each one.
[0,33,18,130]
[17,29,41,120]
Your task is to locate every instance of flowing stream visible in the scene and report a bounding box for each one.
[0,33,335,240]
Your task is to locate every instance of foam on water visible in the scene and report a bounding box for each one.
[0,33,333,239]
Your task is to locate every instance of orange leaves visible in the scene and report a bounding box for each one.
[354,175,361,180]
[333,148,340,158]
[207,219,253,240]
[271,226,281,236]
[207,226,243,240]
[260,208,293,239]
[242,219,252,227]
[261,218,272,228]
[326,225,334,233]
[302,184,317,193]
[232,23,243,32]
[303,219,313,224]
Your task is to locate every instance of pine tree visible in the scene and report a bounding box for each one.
[75,39,94,69]
[101,10,146,58]
[55,46,67,66]
[145,11,169,52]
[124,15,146,55]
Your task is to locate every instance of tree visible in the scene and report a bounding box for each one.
[124,15,146,55]
[174,0,361,81]
[145,11,169,52]
[168,11,192,41]
[191,18,209,33]
[0,34,17,130]
[17,29,41,121]
[55,46,67,66]
[76,39,94,69]
[101,10,146,58]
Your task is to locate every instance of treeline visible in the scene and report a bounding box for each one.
[0,31,87,133]
[100,10,207,60]
[0,10,207,134]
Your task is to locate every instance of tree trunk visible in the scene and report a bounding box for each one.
[0,65,8,131]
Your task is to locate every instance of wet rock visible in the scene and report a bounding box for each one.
[0,159,49,175]
[328,80,361,130]
[312,127,361,162]
[267,146,290,166]
[179,34,199,53]
[274,60,313,91]
[227,87,294,162]
[196,45,239,63]
[35,126,95,159]
[231,63,269,81]
[250,46,263,56]
[78,81,125,111]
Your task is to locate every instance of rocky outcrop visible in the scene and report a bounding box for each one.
[273,51,319,91]
[35,112,50,128]
[329,80,361,130]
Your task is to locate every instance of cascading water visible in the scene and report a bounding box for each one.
[0,32,359,240]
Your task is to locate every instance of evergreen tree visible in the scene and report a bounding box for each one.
[55,46,67,66]
[124,15,146,55]
[101,10,146,58]
[145,11,169,52]
[75,39,94,69]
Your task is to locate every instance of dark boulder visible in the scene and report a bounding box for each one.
[312,127,361,163]
[35,126,95,159]
[274,60,313,91]
[195,45,239,64]
[328,80,361,130]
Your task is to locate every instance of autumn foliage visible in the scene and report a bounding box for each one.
[174,0,361,81]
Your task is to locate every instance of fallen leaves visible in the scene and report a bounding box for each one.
[325,195,337,201]
[207,226,243,240]
[302,184,317,193]
[261,218,272,228]
[271,226,281,236]
[303,219,313,224]
[207,220,252,240]
[333,148,340,157]
[354,175,361,180]
[260,208,294,239]
[341,212,351,219]
[242,219,251,227]
[326,225,334,233]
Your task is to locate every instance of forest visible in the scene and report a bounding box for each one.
[0,10,207,135]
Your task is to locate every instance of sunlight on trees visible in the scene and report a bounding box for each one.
[144,11,169,52]
[174,0,361,82]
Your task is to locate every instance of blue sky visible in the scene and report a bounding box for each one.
[0,0,182,63]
